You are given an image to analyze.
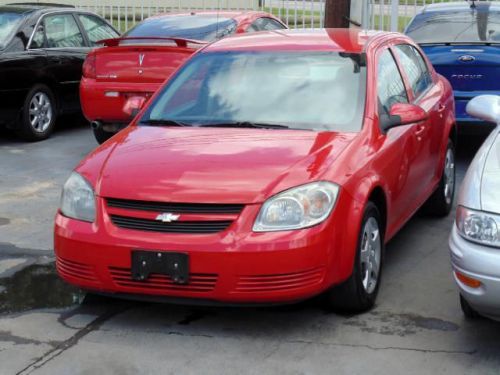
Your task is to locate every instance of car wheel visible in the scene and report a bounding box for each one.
[92,125,115,144]
[460,294,480,319]
[424,139,455,216]
[17,84,57,141]
[324,201,384,313]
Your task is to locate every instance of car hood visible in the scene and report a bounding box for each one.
[481,129,500,213]
[82,126,356,204]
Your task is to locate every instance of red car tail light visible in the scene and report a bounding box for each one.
[82,53,96,79]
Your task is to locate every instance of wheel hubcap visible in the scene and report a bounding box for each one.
[29,92,53,133]
[443,147,455,205]
[360,217,381,294]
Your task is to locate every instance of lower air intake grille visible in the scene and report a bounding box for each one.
[109,267,218,292]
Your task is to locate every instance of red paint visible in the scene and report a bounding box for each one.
[57,29,455,304]
[80,11,286,125]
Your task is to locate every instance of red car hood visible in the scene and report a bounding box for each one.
[83,126,356,204]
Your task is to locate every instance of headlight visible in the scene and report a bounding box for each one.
[253,181,340,232]
[456,206,500,247]
[60,172,96,223]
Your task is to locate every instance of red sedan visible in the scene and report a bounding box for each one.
[56,29,456,312]
[80,11,287,143]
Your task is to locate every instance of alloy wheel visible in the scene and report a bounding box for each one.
[360,217,381,294]
[29,92,53,133]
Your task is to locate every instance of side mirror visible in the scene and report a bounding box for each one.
[123,96,147,118]
[466,95,500,125]
[381,103,428,133]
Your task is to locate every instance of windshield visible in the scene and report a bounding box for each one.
[0,12,24,49]
[124,15,237,41]
[406,8,500,44]
[141,51,366,132]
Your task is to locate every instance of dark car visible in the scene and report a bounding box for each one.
[405,1,500,133]
[0,3,119,141]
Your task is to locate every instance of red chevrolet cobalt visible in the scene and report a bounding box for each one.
[55,29,456,312]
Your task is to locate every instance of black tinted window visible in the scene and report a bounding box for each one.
[406,8,500,43]
[377,49,408,114]
[125,15,237,41]
[79,14,118,45]
[394,44,432,98]
[44,14,85,48]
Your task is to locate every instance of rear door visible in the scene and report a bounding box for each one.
[38,13,89,111]
[77,13,119,47]
[393,44,445,197]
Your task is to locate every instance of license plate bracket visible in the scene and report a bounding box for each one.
[131,251,189,284]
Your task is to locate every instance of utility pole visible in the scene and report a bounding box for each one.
[324,0,352,28]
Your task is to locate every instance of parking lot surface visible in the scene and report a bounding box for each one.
[1,121,499,374]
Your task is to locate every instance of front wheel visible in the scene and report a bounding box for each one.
[324,201,384,313]
[424,139,455,216]
[92,125,115,144]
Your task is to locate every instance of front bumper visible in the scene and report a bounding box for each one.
[54,195,361,304]
[449,225,500,320]
[80,78,158,124]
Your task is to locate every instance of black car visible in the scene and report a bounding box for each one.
[0,3,119,141]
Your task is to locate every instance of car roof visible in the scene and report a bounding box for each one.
[147,10,273,22]
[204,28,387,53]
[1,3,75,16]
[421,1,500,13]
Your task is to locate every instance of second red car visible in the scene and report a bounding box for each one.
[80,11,287,143]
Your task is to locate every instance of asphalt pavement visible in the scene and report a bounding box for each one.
[0,119,499,375]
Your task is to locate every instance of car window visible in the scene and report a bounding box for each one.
[405,9,500,44]
[0,12,24,49]
[377,49,408,115]
[78,14,118,45]
[142,51,367,132]
[249,17,286,32]
[30,25,45,49]
[394,44,432,99]
[43,14,85,48]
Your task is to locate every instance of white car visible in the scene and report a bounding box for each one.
[449,95,500,320]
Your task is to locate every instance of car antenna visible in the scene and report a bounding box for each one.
[215,0,221,39]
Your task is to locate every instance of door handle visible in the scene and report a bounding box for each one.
[437,103,446,113]
[414,124,426,137]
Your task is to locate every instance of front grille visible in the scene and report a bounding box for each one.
[235,267,325,293]
[106,198,244,214]
[109,215,232,234]
[109,266,218,292]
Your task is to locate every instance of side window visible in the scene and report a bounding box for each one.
[78,14,118,46]
[30,25,45,49]
[248,18,286,32]
[377,49,408,115]
[394,44,432,99]
[43,14,85,48]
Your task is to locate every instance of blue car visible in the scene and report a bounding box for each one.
[405,1,500,132]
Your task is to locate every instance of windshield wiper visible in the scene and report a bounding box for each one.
[140,119,193,127]
[199,121,289,129]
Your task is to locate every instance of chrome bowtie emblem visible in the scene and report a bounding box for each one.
[458,55,475,62]
[138,53,145,66]
[155,213,180,223]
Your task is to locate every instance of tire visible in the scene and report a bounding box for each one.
[324,201,384,313]
[92,125,115,144]
[17,84,57,141]
[424,139,455,217]
[460,294,480,319]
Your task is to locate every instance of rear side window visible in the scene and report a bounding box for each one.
[377,49,408,115]
[248,17,286,32]
[394,44,432,99]
[44,14,85,48]
[78,14,118,45]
